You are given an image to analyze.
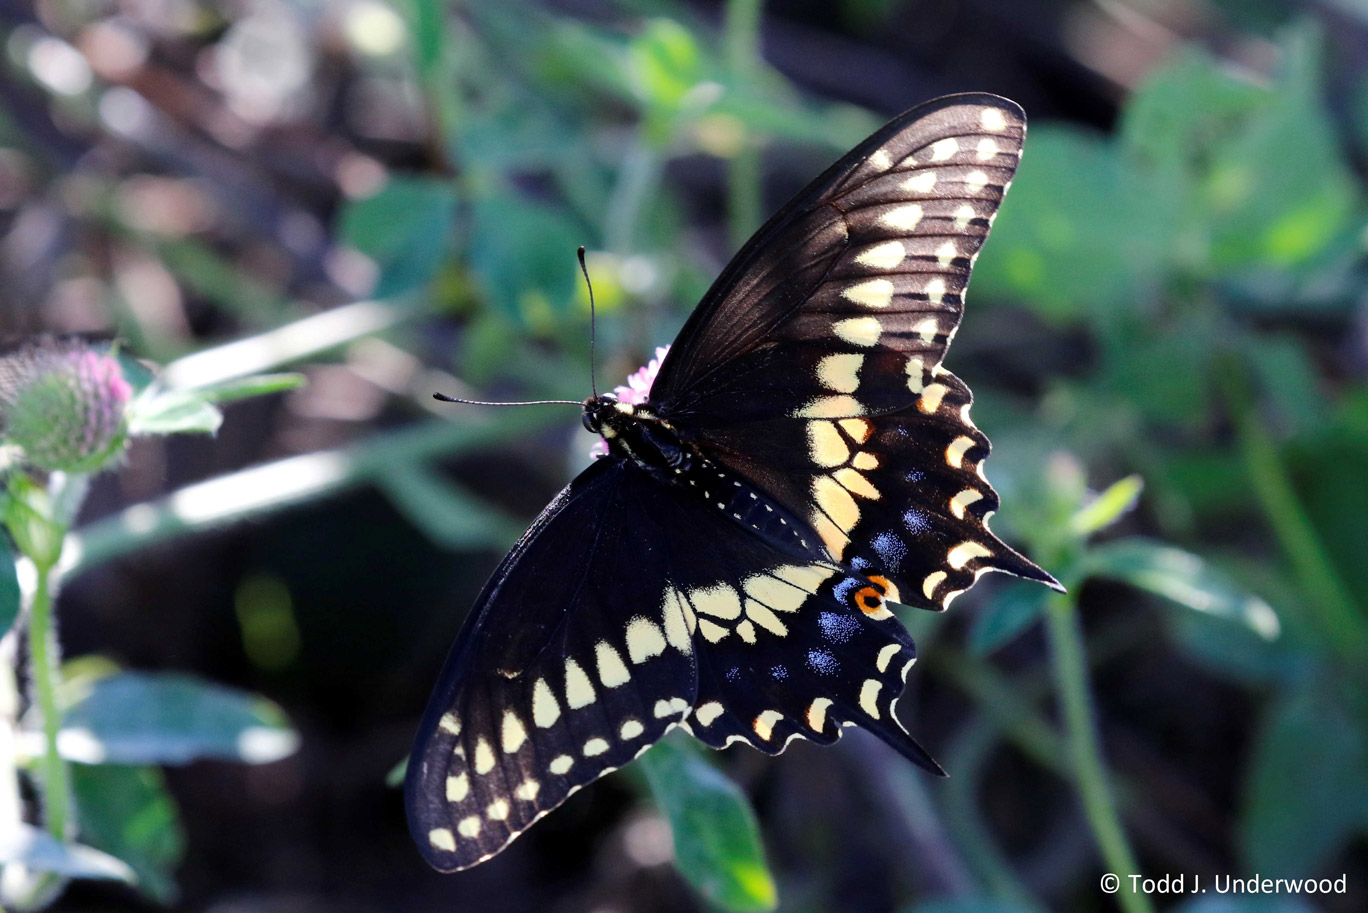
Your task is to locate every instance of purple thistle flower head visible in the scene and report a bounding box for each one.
[590,345,669,458]
[0,340,133,474]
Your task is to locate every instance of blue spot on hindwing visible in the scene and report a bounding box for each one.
[818,611,860,643]
[770,664,788,681]
[903,509,931,536]
[806,648,838,675]
[871,532,907,572]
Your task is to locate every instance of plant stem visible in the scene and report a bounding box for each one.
[26,560,68,843]
[1215,356,1368,661]
[1044,592,1151,913]
[724,0,764,249]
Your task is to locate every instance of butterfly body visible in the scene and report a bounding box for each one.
[408,93,1060,872]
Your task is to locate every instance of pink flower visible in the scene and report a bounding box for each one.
[590,345,669,458]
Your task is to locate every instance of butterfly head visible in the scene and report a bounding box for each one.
[582,395,686,471]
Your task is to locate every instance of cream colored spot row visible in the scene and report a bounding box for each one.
[501,709,528,754]
[549,754,574,775]
[843,277,894,309]
[754,709,784,741]
[694,701,725,726]
[924,277,947,305]
[859,679,883,718]
[869,148,893,170]
[912,318,939,342]
[653,696,690,718]
[900,658,917,680]
[439,713,461,736]
[923,570,948,598]
[514,779,540,802]
[854,240,906,271]
[744,571,813,614]
[807,420,850,468]
[564,658,597,709]
[446,773,470,802]
[833,316,882,348]
[620,719,645,740]
[661,587,695,655]
[876,643,902,673]
[532,677,560,728]
[903,171,937,194]
[976,137,1001,161]
[948,541,993,570]
[429,827,456,851]
[919,383,948,414]
[946,435,976,469]
[770,564,836,594]
[595,640,631,688]
[906,355,926,393]
[745,598,789,637]
[935,241,958,268]
[943,588,966,609]
[692,583,742,620]
[980,107,1009,132]
[953,203,976,230]
[625,616,667,664]
[736,619,758,643]
[813,475,861,532]
[697,617,729,643]
[487,799,510,821]
[583,738,609,757]
[795,394,866,419]
[458,816,482,838]
[839,418,873,443]
[852,451,879,471]
[964,170,990,194]
[881,203,924,231]
[806,697,833,731]
[929,137,958,161]
[817,353,864,394]
[474,737,496,775]
[949,489,983,519]
[834,467,880,500]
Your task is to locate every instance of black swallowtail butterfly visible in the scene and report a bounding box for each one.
[406,93,1061,871]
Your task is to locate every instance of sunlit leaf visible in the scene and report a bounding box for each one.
[53,672,299,766]
[467,189,583,326]
[71,764,185,904]
[191,372,307,404]
[639,735,777,912]
[128,391,223,436]
[1069,474,1143,536]
[0,823,135,882]
[1085,539,1280,638]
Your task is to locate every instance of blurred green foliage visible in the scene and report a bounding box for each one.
[2,0,1368,911]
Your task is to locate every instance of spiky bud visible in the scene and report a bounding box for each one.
[0,341,132,474]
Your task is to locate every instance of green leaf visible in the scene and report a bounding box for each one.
[339,176,457,298]
[0,542,17,639]
[967,582,1047,655]
[1069,474,1143,536]
[386,757,407,788]
[1085,539,1281,638]
[71,764,186,904]
[639,735,777,912]
[127,391,224,436]
[0,822,135,882]
[467,189,583,327]
[190,372,307,404]
[4,473,64,569]
[374,463,525,550]
[57,671,299,766]
[1241,685,1368,875]
[970,126,1170,323]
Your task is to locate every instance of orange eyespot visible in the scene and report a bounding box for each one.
[854,586,885,615]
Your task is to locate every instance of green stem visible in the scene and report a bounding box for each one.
[1216,356,1368,661]
[27,561,68,843]
[1044,592,1151,913]
[723,0,764,249]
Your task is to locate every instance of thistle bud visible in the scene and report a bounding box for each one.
[0,340,132,474]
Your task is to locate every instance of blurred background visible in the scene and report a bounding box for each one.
[1,0,1366,911]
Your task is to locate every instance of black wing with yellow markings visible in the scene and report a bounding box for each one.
[409,93,1059,873]
[649,92,1058,609]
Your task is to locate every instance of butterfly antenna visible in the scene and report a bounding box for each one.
[432,393,580,407]
[577,246,599,400]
